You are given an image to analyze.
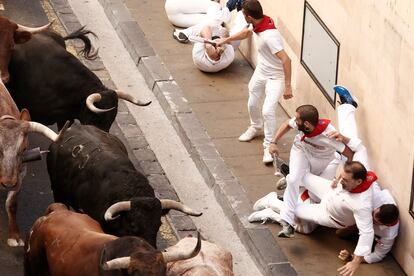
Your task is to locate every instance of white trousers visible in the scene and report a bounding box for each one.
[280,144,335,225]
[295,104,370,230]
[337,104,370,169]
[180,5,231,38]
[165,0,220,28]
[248,71,284,148]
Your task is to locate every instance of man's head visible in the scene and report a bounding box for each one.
[242,0,264,23]
[373,204,399,225]
[295,105,319,134]
[340,161,367,191]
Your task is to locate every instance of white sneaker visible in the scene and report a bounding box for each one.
[248,208,281,223]
[253,192,279,211]
[238,126,261,142]
[262,148,273,164]
[276,177,287,190]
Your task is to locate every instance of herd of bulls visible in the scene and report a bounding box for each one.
[0,16,234,275]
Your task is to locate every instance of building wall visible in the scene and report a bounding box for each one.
[234,0,414,274]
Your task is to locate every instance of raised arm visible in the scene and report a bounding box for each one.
[216,28,252,46]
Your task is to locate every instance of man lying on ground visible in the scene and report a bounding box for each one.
[172,3,247,72]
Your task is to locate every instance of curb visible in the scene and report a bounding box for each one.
[49,0,198,243]
[96,0,296,275]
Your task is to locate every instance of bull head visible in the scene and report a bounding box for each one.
[0,16,52,83]
[101,232,201,274]
[104,198,202,247]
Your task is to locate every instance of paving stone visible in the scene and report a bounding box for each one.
[137,56,173,90]
[122,125,143,138]
[104,1,134,28]
[169,215,197,232]
[125,136,149,149]
[116,21,155,63]
[140,160,164,175]
[155,188,180,202]
[132,148,156,161]
[115,113,137,125]
[147,174,170,189]
[153,81,192,115]
[268,263,297,276]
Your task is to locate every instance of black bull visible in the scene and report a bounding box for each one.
[6,28,150,132]
[46,122,201,247]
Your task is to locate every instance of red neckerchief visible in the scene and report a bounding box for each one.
[253,15,276,33]
[350,171,377,193]
[301,119,331,141]
[300,190,310,202]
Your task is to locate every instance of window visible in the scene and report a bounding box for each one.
[410,162,414,218]
[301,1,340,107]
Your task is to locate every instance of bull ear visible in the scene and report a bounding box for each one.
[20,108,31,121]
[14,30,32,44]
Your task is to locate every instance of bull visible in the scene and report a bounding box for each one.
[0,80,60,246]
[165,236,234,275]
[24,203,201,276]
[6,27,150,132]
[47,121,202,247]
[0,15,51,83]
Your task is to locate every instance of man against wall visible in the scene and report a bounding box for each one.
[216,0,293,164]
[268,104,354,237]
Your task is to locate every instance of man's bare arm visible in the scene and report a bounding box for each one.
[269,120,292,155]
[216,28,252,45]
[276,50,292,99]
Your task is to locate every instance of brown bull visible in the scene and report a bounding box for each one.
[25,203,201,276]
[0,15,51,83]
[0,80,59,246]
[166,237,234,276]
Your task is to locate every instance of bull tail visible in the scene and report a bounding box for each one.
[63,26,99,60]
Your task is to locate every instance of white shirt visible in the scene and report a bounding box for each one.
[254,29,285,79]
[364,185,399,263]
[289,117,346,159]
[323,185,374,256]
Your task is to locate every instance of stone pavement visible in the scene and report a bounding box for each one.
[93,0,404,275]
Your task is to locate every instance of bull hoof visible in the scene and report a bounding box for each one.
[7,238,25,247]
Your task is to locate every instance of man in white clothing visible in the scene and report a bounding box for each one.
[172,6,247,72]
[216,0,293,164]
[268,104,354,237]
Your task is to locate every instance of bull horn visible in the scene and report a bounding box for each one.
[115,90,151,106]
[162,232,201,263]
[17,20,54,34]
[28,122,58,141]
[102,257,130,270]
[160,199,202,216]
[86,93,115,113]
[104,201,131,221]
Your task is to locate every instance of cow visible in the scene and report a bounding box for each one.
[46,121,202,247]
[0,79,60,246]
[165,236,234,276]
[0,15,51,83]
[6,27,151,132]
[24,203,201,276]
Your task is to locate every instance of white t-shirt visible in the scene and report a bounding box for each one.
[289,117,346,159]
[254,29,285,79]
